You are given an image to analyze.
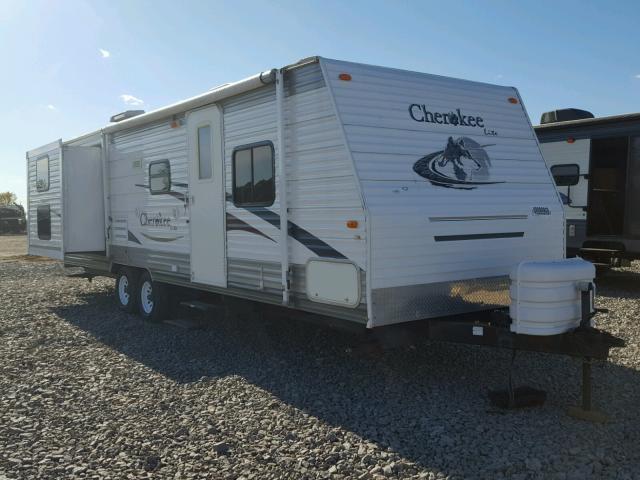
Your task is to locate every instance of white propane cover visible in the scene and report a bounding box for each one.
[509,258,595,336]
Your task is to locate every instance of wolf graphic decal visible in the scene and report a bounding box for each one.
[413,136,503,189]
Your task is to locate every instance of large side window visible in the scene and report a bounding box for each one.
[197,125,212,180]
[232,142,275,206]
[36,156,49,192]
[37,205,51,240]
[149,160,171,194]
[551,164,580,186]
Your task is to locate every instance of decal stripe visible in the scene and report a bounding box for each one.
[434,232,524,242]
[288,223,347,259]
[140,232,185,242]
[226,213,276,242]
[232,206,347,259]
[127,230,142,244]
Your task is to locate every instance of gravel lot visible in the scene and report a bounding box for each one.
[1,235,639,479]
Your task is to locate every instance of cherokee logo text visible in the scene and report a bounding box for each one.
[409,104,484,128]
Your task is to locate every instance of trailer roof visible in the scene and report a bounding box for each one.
[60,56,319,146]
[535,111,640,142]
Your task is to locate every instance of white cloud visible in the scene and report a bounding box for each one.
[99,48,111,58]
[46,104,56,110]
[120,94,144,106]
[635,74,640,79]
[495,74,504,79]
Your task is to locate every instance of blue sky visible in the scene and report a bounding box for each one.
[2,0,639,205]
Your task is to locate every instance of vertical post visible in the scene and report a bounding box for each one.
[101,131,111,258]
[580,282,594,328]
[568,356,607,422]
[275,69,289,305]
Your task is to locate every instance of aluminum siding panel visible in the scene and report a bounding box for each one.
[221,64,366,320]
[108,119,191,278]
[27,143,63,258]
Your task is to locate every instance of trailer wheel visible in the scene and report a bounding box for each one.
[115,268,139,313]
[138,271,170,323]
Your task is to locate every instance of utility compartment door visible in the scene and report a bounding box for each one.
[62,146,105,252]
[188,105,226,287]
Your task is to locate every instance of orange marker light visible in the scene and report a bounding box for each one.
[567,137,576,144]
[346,220,359,229]
[339,73,352,81]
[171,120,179,128]
[508,97,518,104]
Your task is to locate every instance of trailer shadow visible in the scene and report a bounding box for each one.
[596,268,640,299]
[51,281,640,475]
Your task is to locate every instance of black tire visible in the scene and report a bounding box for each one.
[115,268,139,313]
[137,271,170,322]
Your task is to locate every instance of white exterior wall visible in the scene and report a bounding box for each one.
[222,67,366,283]
[284,75,366,269]
[323,59,564,324]
[27,141,63,259]
[539,139,590,222]
[223,86,281,265]
[108,119,191,275]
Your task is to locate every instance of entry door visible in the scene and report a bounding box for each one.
[188,105,226,286]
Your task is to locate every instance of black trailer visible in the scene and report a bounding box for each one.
[0,204,26,233]
[536,110,640,267]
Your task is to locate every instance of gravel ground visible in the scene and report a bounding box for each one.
[1,236,639,479]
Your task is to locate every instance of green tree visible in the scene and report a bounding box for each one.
[0,192,18,205]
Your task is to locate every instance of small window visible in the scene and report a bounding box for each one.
[197,125,212,179]
[149,160,171,194]
[551,164,580,186]
[232,142,275,206]
[36,156,49,192]
[37,204,51,240]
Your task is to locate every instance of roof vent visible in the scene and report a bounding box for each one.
[540,108,594,124]
[110,110,145,123]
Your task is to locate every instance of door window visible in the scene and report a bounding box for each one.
[197,125,212,180]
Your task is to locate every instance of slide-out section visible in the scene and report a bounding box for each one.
[27,142,104,259]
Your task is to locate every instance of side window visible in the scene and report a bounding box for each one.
[149,160,171,194]
[232,142,275,206]
[37,204,51,240]
[551,164,580,186]
[197,125,212,179]
[36,156,49,192]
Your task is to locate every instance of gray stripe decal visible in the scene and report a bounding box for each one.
[434,232,524,242]
[127,230,142,244]
[241,206,347,259]
[226,213,276,242]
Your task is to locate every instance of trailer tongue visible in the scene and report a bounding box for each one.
[368,257,624,421]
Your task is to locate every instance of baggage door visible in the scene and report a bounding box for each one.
[187,105,226,286]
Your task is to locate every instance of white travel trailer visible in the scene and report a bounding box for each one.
[27,57,626,416]
[536,109,640,267]
[27,56,568,327]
